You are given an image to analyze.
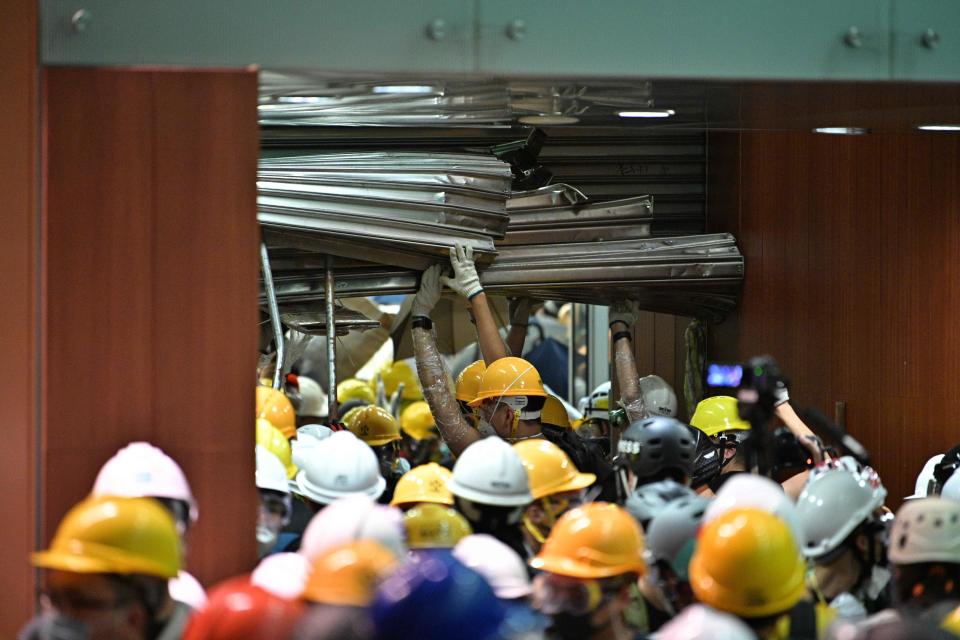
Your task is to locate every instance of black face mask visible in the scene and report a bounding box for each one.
[546,612,599,640]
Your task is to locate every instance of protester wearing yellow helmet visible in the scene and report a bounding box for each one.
[689,506,807,639]
[540,395,572,429]
[345,405,407,504]
[256,385,297,439]
[403,503,473,550]
[514,439,595,553]
[256,418,297,480]
[530,503,647,640]
[467,356,547,443]
[337,378,376,407]
[25,496,191,639]
[390,462,454,510]
[374,360,423,403]
[455,359,486,426]
[399,401,449,467]
[301,540,398,607]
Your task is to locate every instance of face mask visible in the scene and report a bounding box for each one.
[256,523,279,557]
[37,612,91,640]
[477,418,497,437]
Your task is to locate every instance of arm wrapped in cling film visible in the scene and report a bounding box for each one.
[613,331,647,422]
[412,325,481,457]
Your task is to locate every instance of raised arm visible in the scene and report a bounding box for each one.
[412,265,480,457]
[442,243,507,364]
[609,302,646,421]
[505,297,534,357]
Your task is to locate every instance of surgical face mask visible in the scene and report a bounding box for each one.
[36,612,92,640]
[477,417,498,437]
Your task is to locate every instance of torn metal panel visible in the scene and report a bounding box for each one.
[481,234,743,322]
[260,265,419,306]
[280,308,381,336]
[502,194,654,245]
[506,184,588,210]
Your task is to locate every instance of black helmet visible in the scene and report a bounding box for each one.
[618,416,697,484]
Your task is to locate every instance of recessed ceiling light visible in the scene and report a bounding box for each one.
[517,115,580,125]
[814,127,869,135]
[371,85,436,94]
[918,124,960,132]
[617,109,676,118]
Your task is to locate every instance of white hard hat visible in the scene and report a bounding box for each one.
[645,495,710,568]
[255,445,290,495]
[92,441,198,523]
[889,497,960,565]
[639,374,678,418]
[906,454,945,500]
[942,472,960,503]
[448,437,533,507]
[796,458,886,559]
[292,424,334,469]
[168,570,207,609]
[578,381,611,421]
[703,473,803,546]
[293,431,386,505]
[453,534,532,599]
[251,552,312,600]
[299,494,406,561]
[297,376,329,418]
[656,604,756,640]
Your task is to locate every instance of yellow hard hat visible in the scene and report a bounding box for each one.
[690,396,750,437]
[514,439,596,501]
[689,507,806,618]
[345,405,401,447]
[468,357,546,407]
[391,463,454,508]
[455,360,487,403]
[403,503,473,549]
[256,419,296,479]
[337,378,376,406]
[32,496,181,579]
[256,386,296,439]
[540,395,571,429]
[400,401,437,441]
[943,604,960,635]
[530,503,646,579]
[376,361,422,401]
[339,405,365,428]
[302,540,398,606]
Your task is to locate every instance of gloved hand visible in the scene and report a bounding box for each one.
[608,301,637,328]
[508,297,535,326]
[412,264,443,317]
[442,243,484,299]
[773,380,790,407]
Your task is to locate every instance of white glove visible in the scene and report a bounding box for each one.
[412,264,443,317]
[608,301,637,328]
[773,380,790,407]
[442,243,483,299]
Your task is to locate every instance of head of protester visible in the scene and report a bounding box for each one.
[690,506,807,638]
[256,385,297,439]
[345,404,407,502]
[403,503,472,556]
[796,457,891,617]
[390,462,454,511]
[399,400,445,467]
[689,395,752,492]
[182,577,304,640]
[300,494,406,562]
[255,444,294,558]
[293,431,386,514]
[530,502,647,640]
[576,381,612,440]
[617,415,697,488]
[448,436,533,560]
[514,438,596,554]
[624,478,696,530]
[28,496,189,640]
[468,356,547,443]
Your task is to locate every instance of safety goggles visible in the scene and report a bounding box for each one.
[532,573,621,616]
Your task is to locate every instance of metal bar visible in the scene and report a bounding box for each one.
[259,242,285,390]
[325,255,338,422]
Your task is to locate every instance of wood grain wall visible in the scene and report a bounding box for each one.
[707,129,960,506]
[42,68,260,590]
[0,0,38,635]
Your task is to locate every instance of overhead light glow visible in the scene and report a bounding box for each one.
[371,85,436,94]
[617,109,676,118]
[814,127,868,135]
[918,124,960,131]
[276,96,326,104]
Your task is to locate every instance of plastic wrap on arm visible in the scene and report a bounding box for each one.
[412,325,480,457]
[613,332,647,422]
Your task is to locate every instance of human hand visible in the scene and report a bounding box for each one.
[412,264,443,317]
[441,243,483,299]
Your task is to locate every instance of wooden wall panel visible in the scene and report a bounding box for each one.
[0,0,38,634]
[43,68,259,589]
[708,129,960,506]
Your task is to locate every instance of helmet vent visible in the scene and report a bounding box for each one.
[648,438,663,446]
[935,517,944,528]
[898,534,909,549]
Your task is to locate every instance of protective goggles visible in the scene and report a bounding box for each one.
[532,573,621,616]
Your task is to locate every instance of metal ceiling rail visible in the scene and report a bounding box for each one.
[502,194,654,245]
